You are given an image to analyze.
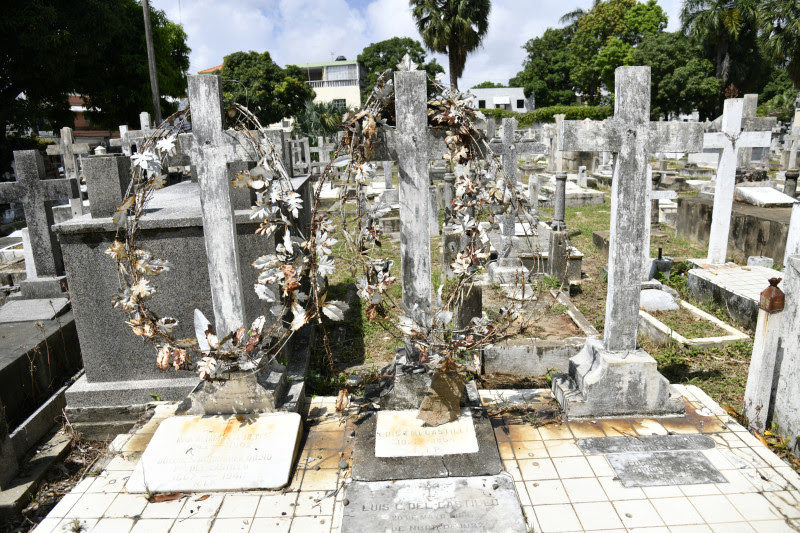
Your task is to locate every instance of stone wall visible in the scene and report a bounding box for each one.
[676,197,794,266]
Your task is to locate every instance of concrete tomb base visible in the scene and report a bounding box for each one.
[176,363,287,416]
[552,337,684,418]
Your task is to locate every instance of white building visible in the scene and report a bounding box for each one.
[297,57,366,110]
[465,87,533,112]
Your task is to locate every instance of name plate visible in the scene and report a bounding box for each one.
[607,450,728,488]
[375,408,478,458]
[126,413,301,493]
[342,475,527,533]
[578,435,716,455]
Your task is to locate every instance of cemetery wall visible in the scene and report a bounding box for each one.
[677,197,793,265]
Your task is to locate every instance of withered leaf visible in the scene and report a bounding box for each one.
[148,492,186,503]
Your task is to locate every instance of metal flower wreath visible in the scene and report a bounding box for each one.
[106,55,555,384]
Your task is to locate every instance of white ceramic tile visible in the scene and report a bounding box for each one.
[597,476,646,501]
[104,493,148,518]
[216,495,260,519]
[533,503,583,533]
[726,493,784,521]
[177,493,224,519]
[129,518,174,533]
[91,517,135,533]
[650,496,704,525]
[519,458,559,481]
[250,518,291,533]
[526,480,569,505]
[168,518,214,533]
[613,499,665,528]
[289,515,333,533]
[295,491,335,517]
[552,456,594,479]
[573,501,623,530]
[690,494,744,523]
[64,493,117,519]
[562,477,607,503]
[208,518,252,532]
[254,492,299,518]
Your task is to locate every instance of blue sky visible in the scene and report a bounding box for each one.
[151,0,683,88]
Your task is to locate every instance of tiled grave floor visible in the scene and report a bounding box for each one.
[689,261,784,302]
[32,385,800,533]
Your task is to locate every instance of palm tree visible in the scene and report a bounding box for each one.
[409,0,491,90]
[680,0,757,91]
[558,0,601,27]
[758,0,800,89]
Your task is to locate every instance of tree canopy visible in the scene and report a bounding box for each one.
[410,0,491,90]
[510,28,576,107]
[357,37,444,99]
[219,51,315,127]
[471,81,506,89]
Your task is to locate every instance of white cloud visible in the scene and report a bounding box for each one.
[151,0,684,88]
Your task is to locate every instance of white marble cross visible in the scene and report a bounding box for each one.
[704,98,774,264]
[110,112,153,156]
[179,75,261,337]
[560,66,703,352]
[0,150,81,276]
[45,127,90,182]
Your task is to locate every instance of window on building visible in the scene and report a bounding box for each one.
[517,99,525,109]
[332,99,347,111]
[478,99,486,108]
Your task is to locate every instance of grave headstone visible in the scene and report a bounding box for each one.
[552,66,702,417]
[110,112,153,156]
[82,155,132,218]
[45,127,89,182]
[737,94,776,169]
[704,98,774,264]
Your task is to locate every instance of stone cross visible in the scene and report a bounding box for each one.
[179,75,260,337]
[487,118,546,238]
[110,112,152,156]
[394,70,433,322]
[787,108,800,170]
[560,66,703,352]
[0,150,81,276]
[45,127,89,182]
[704,98,774,264]
[383,161,393,189]
[551,172,567,232]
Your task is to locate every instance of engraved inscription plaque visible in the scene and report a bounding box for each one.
[607,451,728,487]
[375,408,479,457]
[577,435,716,455]
[126,413,302,493]
[342,474,527,533]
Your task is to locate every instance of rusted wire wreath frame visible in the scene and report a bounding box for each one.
[110,69,567,382]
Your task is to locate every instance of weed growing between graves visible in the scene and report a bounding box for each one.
[641,338,752,408]
[649,309,728,338]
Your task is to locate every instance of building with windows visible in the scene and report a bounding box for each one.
[296,57,366,110]
[465,87,533,113]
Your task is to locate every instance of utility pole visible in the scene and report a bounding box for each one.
[142,0,162,125]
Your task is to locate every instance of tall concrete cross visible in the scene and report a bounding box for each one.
[560,66,703,352]
[487,118,546,239]
[179,74,263,337]
[704,98,774,264]
[0,150,81,276]
[45,127,89,182]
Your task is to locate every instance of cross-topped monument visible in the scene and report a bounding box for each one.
[110,112,153,156]
[737,94,776,169]
[552,66,702,418]
[704,98,774,264]
[178,75,262,337]
[487,118,546,241]
[0,151,81,277]
[45,127,89,182]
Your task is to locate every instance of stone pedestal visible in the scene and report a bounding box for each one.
[552,337,684,418]
[785,169,799,198]
[176,363,287,415]
[488,257,529,284]
[548,230,569,281]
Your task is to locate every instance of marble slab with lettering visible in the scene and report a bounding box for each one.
[342,474,527,533]
[577,435,716,455]
[126,413,302,493]
[375,408,479,458]
[607,451,728,487]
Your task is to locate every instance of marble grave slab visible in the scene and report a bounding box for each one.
[342,474,527,533]
[126,412,302,493]
[375,407,479,457]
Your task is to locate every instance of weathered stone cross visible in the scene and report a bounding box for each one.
[178,75,263,337]
[704,98,774,264]
[487,119,546,239]
[45,126,89,182]
[560,66,703,351]
[0,150,81,276]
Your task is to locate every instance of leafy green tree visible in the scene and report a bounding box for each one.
[568,0,667,103]
[293,100,342,141]
[0,0,189,172]
[757,0,800,88]
[81,1,190,128]
[410,0,491,90]
[510,28,576,107]
[219,51,315,127]
[680,0,758,92]
[357,37,444,99]
[472,81,506,88]
[630,32,720,119]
